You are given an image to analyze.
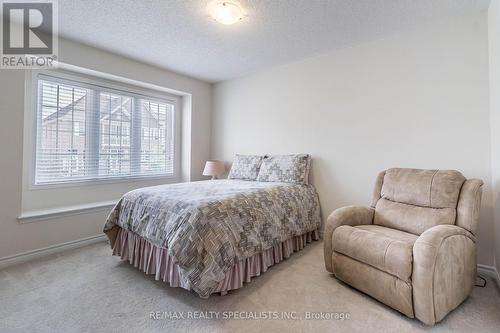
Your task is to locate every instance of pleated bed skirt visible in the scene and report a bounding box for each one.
[112,227,319,295]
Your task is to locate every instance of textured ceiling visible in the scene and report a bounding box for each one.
[58,0,490,82]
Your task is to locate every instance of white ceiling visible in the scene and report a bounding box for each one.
[58,0,490,82]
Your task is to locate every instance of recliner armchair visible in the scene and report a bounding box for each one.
[324,168,483,325]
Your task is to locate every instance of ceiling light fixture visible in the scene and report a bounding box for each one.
[209,1,244,25]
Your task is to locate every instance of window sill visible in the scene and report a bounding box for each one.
[29,174,180,190]
[18,199,118,224]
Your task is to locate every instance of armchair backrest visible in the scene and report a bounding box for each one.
[370,168,483,235]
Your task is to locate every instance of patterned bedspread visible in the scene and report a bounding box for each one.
[103,179,321,297]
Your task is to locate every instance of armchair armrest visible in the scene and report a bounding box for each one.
[324,206,374,272]
[412,225,476,325]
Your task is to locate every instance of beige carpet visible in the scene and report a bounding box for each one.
[1,240,499,333]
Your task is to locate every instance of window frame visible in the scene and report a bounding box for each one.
[26,69,182,189]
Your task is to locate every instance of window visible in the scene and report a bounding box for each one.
[34,73,177,185]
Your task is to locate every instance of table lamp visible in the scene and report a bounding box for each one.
[203,160,225,179]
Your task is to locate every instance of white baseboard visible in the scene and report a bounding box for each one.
[0,234,107,270]
[477,264,500,290]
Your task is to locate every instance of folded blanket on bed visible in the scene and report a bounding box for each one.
[103,179,321,297]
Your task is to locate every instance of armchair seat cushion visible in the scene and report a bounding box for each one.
[332,225,418,281]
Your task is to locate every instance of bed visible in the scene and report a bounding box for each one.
[104,156,321,298]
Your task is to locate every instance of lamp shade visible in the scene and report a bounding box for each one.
[203,160,225,178]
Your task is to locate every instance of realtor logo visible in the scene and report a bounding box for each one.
[1,0,58,68]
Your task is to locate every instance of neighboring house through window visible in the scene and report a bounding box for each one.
[33,73,178,185]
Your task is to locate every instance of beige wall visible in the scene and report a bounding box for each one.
[0,38,212,259]
[212,13,496,266]
[489,0,500,273]
[1,12,497,270]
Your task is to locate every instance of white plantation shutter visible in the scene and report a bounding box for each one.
[35,74,176,185]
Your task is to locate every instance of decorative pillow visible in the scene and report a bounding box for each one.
[227,154,264,180]
[256,154,311,184]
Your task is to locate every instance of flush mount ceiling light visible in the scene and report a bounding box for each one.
[209,1,244,25]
